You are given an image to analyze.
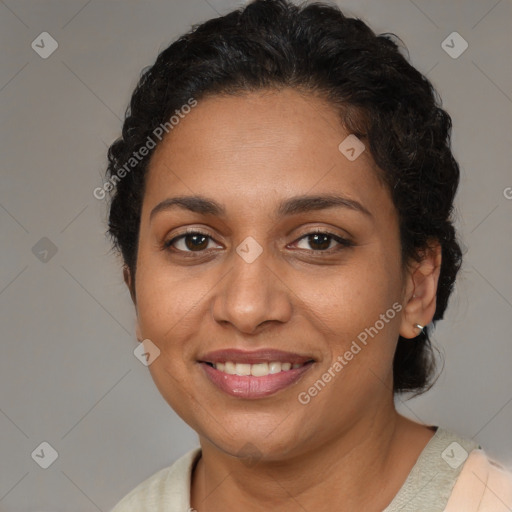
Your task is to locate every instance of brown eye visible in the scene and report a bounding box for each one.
[306,233,332,251]
[293,231,353,253]
[183,233,209,251]
[164,231,220,253]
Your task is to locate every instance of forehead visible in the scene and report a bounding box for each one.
[143,88,389,219]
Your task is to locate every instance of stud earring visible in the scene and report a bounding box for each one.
[414,323,424,334]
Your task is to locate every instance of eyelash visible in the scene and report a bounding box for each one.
[162,228,354,256]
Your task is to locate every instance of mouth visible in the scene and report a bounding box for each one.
[202,360,312,376]
[197,349,315,399]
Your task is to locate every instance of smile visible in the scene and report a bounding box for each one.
[206,361,309,376]
[198,349,315,399]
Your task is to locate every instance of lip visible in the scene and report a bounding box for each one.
[199,360,314,399]
[198,348,314,365]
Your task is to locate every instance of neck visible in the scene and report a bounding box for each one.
[191,405,431,511]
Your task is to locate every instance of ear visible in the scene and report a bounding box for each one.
[399,239,442,339]
[123,265,143,342]
[123,265,136,305]
[135,322,143,343]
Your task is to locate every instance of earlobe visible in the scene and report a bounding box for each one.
[399,240,442,339]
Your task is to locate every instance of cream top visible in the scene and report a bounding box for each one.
[110,427,512,511]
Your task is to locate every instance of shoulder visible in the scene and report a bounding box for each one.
[383,426,511,512]
[445,448,512,511]
[109,447,201,512]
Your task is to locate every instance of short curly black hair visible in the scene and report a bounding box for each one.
[104,0,461,396]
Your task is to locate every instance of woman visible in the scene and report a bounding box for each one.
[106,1,512,510]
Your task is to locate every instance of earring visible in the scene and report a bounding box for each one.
[414,323,424,334]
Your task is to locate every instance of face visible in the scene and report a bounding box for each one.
[131,88,414,461]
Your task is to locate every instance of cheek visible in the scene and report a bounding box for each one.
[146,357,204,435]
[312,253,401,328]
[312,252,402,381]
[135,253,198,327]
[135,264,200,418]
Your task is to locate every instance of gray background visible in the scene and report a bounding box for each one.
[1,0,511,510]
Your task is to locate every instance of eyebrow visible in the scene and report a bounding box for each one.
[149,193,372,221]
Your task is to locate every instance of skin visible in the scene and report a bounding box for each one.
[124,88,442,511]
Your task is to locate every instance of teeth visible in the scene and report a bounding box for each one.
[251,363,268,377]
[269,362,281,374]
[236,363,251,376]
[224,361,236,375]
[212,361,306,376]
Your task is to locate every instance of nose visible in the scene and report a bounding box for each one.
[211,248,293,335]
